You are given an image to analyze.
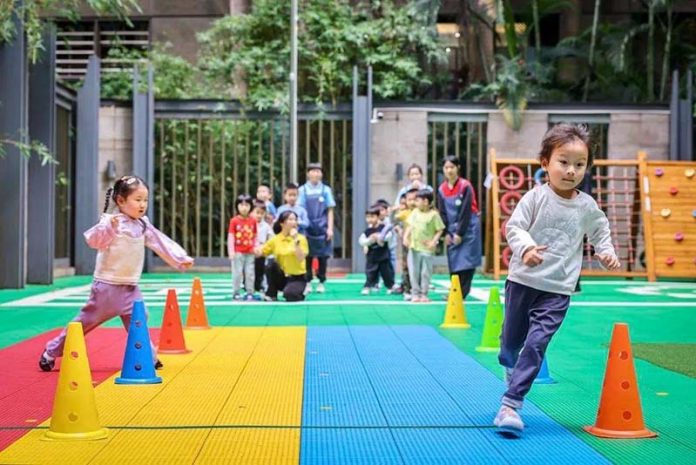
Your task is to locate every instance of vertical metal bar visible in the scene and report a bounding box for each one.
[305,120,311,166]
[455,121,460,160]
[443,121,449,158]
[220,121,226,257]
[245,131,250,194]
[281,127,286,189]
[478,123,484,209]
[270,121,275,192]
[257,122,263,189]
[431,123,437,186]
[330,120,335,191]
[170,121,177,241]
[159,120,164,230]
[466,122,472,179]
[184,121,189,251]
[196,120,201,256]
[342,119,348,259]
[208,122,213,256]
[290,0,299,183]
[318,119,324,168]
[233,123,238,202]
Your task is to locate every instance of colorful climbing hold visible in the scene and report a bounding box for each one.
[669,187,679,195]
[655,168,664,177]
[675,232,684,242]
[665,257,675,266]
[685,168,695,179]
[661,208,671,218]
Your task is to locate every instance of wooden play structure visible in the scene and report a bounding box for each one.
[485,150,696,281]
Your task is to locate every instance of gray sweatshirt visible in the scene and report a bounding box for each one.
[506,184,617,295]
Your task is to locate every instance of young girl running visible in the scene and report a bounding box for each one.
[39,175,193,371]
[494,124,619,437]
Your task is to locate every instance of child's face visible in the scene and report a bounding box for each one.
[542,140,589,198]
[405,193,417,209]
[378,206,387,220]
[117,185,149,219]
[415,197,430,211]
[408,168,422,183]
[256,186,271,202]
[307,168,322,183]
[284,188,298,205]
[366,214,379,227]
[253,207,266,222]
[399,197,407,209]
[238,202,251,216]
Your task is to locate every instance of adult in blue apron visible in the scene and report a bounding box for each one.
[299,163,335,291]
[438,155,482,299]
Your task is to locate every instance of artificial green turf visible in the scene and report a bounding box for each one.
[633,343,696,379]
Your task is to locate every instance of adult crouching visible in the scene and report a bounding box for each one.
[254,210,309,301]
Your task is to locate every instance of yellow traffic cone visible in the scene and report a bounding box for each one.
[440,275,471,329]
[476,287,503,352]
[43,322,108,441]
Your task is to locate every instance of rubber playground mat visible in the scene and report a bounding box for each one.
[0,273,694,464]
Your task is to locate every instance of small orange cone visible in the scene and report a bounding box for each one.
[158,289,191,354]
[185,278,211,330]
[584,323,657,439]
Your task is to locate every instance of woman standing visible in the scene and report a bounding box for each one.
[255,211,309,301]
[437,155,482,299]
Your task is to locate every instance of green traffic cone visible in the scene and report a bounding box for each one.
[475,287,503,352]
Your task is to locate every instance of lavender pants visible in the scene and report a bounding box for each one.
[499,280,569,409]
[45,280,156,362]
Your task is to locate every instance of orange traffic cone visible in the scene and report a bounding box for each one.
[185,278,211,330]
[158,289,191,354]
[584,323,657,439]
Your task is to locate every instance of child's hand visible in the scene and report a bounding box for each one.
[596,253,620,270]
[422,239,436,251]
[290,228,298,238]
[522,245,548,267]
[402,238,410,248]
[444,235,452,246]
[362,246,368,255]
[452,234,462,245]
[110,215,120,229]
[369,233,379,241]
[181,259,194,270]
[377,239,385,246]
[253,246,263,257]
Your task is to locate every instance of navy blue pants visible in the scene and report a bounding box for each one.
[499,280,569,408]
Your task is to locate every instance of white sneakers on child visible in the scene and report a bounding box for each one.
[360,287,370,296]
[316,282,326,294]
[493,405,524,437]
[304,283,312,295]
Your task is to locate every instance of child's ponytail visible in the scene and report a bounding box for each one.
[103,188,114,213]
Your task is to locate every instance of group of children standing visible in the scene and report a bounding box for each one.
[228,163,335,300]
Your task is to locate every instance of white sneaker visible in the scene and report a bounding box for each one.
[316,282,326,294]
[403,293,412,301]
[304,283,312,295]
[493,405,524,437]
[360,287,370,296]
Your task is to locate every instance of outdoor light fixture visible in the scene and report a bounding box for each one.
[105,160,117,180]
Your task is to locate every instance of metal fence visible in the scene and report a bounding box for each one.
[153,103,353,261]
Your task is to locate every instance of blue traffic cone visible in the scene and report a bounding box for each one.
[534,357,556,384]
[115,300,162,384]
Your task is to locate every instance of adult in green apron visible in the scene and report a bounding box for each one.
[437,155,482,299]
[298,163,335,294]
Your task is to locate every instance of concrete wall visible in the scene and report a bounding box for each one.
[608,113,670,160]
[369,110,429,206]
[98,105,133,203]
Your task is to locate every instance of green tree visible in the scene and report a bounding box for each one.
[197,0,446,111]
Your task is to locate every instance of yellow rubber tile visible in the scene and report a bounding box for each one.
[0,327,306,465]
[0,328,221,464]
[90,429,211,465]
[195,428,301,465]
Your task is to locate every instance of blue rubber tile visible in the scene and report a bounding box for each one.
[393,428,508,465]
[303,327,387,427]
[300,428,402,465]
[390,326,610,464]
[349,326,475,427]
